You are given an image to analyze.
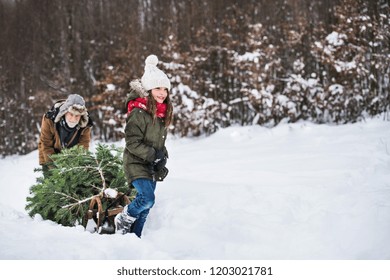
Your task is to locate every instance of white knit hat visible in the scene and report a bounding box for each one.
[141,55,171,91]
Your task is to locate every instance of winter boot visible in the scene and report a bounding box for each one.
[114,205,136,234]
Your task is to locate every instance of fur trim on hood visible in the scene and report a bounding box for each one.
[129,79,149,98]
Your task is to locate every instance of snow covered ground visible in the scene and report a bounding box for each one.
[1,117,390,260]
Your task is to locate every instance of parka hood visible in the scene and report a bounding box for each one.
[126,79,149,104]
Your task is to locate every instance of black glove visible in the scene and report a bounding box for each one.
[153,149,167,171]
[155,166,169,181]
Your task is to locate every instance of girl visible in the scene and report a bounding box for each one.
[115,55,173,237]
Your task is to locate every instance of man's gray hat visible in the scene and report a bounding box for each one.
[54,94,89,127]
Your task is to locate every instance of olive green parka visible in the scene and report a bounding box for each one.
[123,80,169,184]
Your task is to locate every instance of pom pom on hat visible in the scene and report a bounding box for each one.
[141,54,171,91]
[145,54,159,66]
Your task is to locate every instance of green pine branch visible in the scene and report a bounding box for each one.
[26,144,130,227]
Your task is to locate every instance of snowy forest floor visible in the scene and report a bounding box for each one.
[1,117,390,260]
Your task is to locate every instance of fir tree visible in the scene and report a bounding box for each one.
[26,144,133,227]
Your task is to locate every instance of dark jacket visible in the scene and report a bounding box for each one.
[123,81,168,183]
[38,100,93,165]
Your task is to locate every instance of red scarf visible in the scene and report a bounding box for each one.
[127,97,167,118]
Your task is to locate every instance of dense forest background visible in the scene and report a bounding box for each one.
[0,0,389,156]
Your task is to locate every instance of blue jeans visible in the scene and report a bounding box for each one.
[126,178,157,237]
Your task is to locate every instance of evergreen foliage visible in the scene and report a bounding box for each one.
[25,144,130,227]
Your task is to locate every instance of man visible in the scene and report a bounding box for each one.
[38,94,93,175]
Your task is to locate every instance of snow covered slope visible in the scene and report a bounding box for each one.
[1,117,390,260]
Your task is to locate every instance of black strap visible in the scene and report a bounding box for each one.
[101,189,131,224]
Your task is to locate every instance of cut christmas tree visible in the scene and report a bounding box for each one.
[26,144,135,233]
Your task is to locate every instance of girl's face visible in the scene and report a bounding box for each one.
[151,87,168,104]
